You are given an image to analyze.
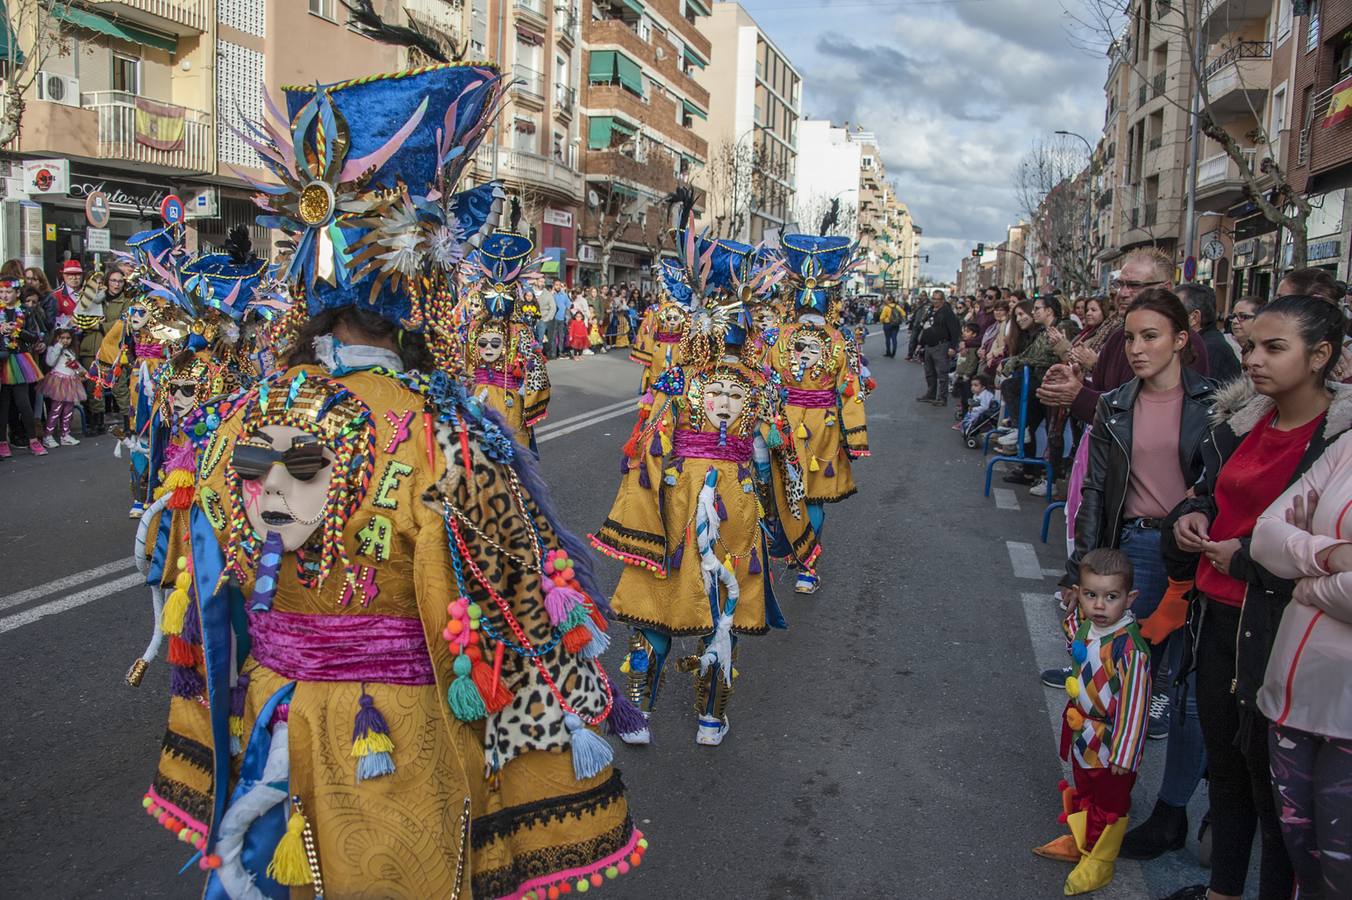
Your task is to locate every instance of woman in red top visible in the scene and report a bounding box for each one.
[1164,295,1352,900]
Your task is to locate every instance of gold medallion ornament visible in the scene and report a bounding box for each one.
[298,181,336,227]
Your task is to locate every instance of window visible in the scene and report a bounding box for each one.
[309,0,336,20]
[552,130,566,163]
[1338,41,1352,78]
[1277,0,1292,43]
[513,115,538,153]
[1272,85,1288,139]
[1307,0,1321,53]
[111,53,140,94]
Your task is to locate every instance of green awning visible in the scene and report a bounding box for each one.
[588,49,616,82]
[54,6,178,53]
[0,1,23,65]
[621,0,645,16]
[682,99,707,120]
[588,116,635,149]
[683,45,708,68]
[685,0,711,16]
[612,183,639,200]
[615,53,644,96]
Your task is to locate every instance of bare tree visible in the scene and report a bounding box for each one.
[700,139,755,240]
[1,1,73,147]
[793,191,858,238]
[1068,0,1313,266]
[586,135,675,285]
[1017,133,1097,293]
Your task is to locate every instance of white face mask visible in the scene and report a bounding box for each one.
[239,424,336,552]
[703,378,748,427]
[476,332,506,364]
[792,335,824,370]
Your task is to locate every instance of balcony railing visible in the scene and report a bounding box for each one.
[554,6,578,37]
[1299,81,1340,165]
[1143,202,1158,227]
[1203,40,1272,79]
[515,0,546,17]
[81,91,212,173]
[94,0,208,32]
[1197,148,1257,188]
[474,146,584,200]
[1138,84,1148,108]
[513,65,544,99]
[554,84,575,117]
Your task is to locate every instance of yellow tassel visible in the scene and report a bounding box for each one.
[266,810,313,886]
[795,423,808,440]
[350,732,395,757]
[659,431,672,455]
[620,658,631,674]
[161,588,190,636]
[808,457,820,472]
[723,553,735,576]
[161,469,194,490]
[228,715,244,738]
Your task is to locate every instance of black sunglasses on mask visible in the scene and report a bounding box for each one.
[231,436,331,482]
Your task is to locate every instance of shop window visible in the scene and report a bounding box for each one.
[112,53,140,95]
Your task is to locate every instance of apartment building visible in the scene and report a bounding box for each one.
[690,0,799,243]
[577,0,711,286]
[794,118,861,236]
[996,221,1031,293]
[2,0,411,272]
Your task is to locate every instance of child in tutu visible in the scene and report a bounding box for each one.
[41,326,87,447]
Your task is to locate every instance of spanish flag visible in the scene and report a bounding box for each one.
[1323,75,1352,129]
[134,96,186,151]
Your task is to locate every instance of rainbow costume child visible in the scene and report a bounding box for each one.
[592,229,817,747]
[769,234,869,594]
[139,61,644,899]
[461,231,551,449]
[1033,603,1150,895]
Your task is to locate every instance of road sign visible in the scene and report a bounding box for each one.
[84,190,110,228]
[1183,255,1197,281]
[1201,239,1225,261]
[160,194,184,225]
[85,227,110,253]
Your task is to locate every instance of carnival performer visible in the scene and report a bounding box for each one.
[184,225,272,389]
[139,60,644,899]
[769,232,869,593]
[461,229,551,449]
[0,276,46,458]
[592,228,816,747]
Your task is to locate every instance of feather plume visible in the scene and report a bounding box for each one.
[340,0,448,62]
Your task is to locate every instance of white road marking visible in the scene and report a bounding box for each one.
[1007,541,1049,580]
[534,397,636,434]
[537,405,636,443]
[992,488,1020,511]
[0,571,146,635]
[0,558,136,613]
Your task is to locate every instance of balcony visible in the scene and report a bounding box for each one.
[513,65,545,104]
[515,0,547,24]
[1201,0,1273,40]
[1204,41,1271,119]
[475,146,584,202]
[93,0,208,34]
[1195,148,1258,211]
[82,91,212,173]
[554,84,575,119]
[554,5,578,43]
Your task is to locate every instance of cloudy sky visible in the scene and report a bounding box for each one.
[737,0,1110,283]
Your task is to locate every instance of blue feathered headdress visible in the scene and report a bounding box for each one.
[780,234,858,315]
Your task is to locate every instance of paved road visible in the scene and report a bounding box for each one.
[0,336,1226,898]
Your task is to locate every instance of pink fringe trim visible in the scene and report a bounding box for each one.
[588,534,666,577]
[144,784,209,836]
[495,828,645,900]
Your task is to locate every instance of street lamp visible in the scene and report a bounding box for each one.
[1054,129,1093,155]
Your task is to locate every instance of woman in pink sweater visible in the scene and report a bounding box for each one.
[1251,432,1352,899]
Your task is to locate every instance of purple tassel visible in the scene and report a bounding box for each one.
[619,455,629,475]
[715,495,728,522]
[544,584,585,627]
[737,463,750,483]
[639,465,652,490]
[748,547,761,575]
[170,665,205,699]
[181,582,201,643]
[230,673,250,717]
[607,690,649,737]
[824,461,834,478]
[352,691,391,741]
[669,541,685,570]
[648,430,663,457]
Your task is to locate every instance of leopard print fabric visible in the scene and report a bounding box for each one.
[425,422,607,773]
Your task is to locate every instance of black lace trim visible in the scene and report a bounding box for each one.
[161,728,213,773]
[614,610,770,637]
[150,774,212,825]
[471,770,626,848]
[805,486,858,504]
[596,518,665,548]
[471,818,635,897]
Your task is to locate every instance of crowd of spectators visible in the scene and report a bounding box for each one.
[896,251,1352,900]
[531,281,655,359]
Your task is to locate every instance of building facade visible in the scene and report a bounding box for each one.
[793,118,861,235]
[690,0,799,244]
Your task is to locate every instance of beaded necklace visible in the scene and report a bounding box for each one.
[2,305,25,350]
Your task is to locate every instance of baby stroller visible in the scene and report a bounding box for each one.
[960,398,1001,449]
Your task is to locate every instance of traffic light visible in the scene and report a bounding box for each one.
[971,243,984,257]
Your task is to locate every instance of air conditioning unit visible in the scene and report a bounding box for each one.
[37,72,79,107]
[185,187,219,219]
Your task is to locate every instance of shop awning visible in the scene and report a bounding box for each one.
[0,1,22,65]
[684,0,711,17]
[588,115,636,150]
[682,98,707,120]
[53,6,178,54]
[683,44,708,69]
[588,49,616,82]
[621,0,645,16]
[615,52,644,96]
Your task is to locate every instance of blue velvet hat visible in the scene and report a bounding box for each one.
[242,63,509,324]
[781,234,857,315]
[463,231,537,319]
[127,224,186,269]
[657,258,693,307]
[182,253,268,322]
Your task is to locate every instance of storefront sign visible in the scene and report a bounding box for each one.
[543,208,573,228]
[1308,238,1340,262]
[44,223,56,241]
[22,159,69,195]
[1233,238,1255,268]
[85,227,110,252]
[67,173,169,213]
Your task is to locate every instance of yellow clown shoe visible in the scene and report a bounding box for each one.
[1064,816,1129,895]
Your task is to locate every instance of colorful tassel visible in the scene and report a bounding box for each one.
[606,691,648,738]
[563,624,593,655]
[351,691,396,782]
[170,665,204,699]
[543,584,585,627]
[578,619,610,659]
[266,808,314,886]
[824,461,834,478]
[161,580,191,636]
[663,466,678,485]
[714,495,728,521]
[228,674,249,756]
[668,541,684,570]
[638,465,651,490]
[648,430,663,457]
[765,426,783,449]
[447,655,487,722]
[795,422,808,441]
[659,430,672,455]
[748,547,761,575]
[470,659,513,714]
[167,635,196,667]
[808,456,820,473]
[565,713,613,780]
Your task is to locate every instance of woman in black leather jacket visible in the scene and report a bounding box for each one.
[1062,289,1214,862]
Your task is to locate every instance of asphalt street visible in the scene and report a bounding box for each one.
[0,335,1229,898]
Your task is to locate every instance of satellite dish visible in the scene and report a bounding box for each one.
[587,189,601,209]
